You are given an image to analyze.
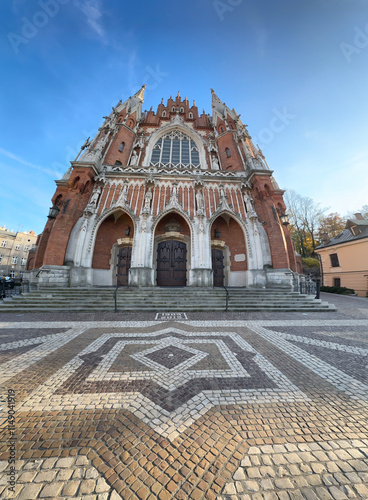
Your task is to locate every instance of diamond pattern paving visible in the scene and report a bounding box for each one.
[0,316,367,499]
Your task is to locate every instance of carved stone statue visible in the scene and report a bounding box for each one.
[196,190,205,212]
[116,183,128,206]
[143,190,152,212]
[89,185,101,207]
[243,191,254,213]
[130,150,138,166]
[211,156,220,170]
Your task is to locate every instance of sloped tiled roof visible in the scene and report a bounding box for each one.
[316,218,368,249]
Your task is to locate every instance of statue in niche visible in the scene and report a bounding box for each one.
[196,190,205,212]
[211,156,220,170]
[116,183,129,206]
[143,190,152,212]
[130,150,138,166]
[134,130,145,149]
[89,185,101,207]
[243,191,254,213]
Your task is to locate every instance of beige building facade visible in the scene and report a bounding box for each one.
[0,227,37,280]
[315,215,368,297]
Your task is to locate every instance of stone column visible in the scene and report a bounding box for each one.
[189,213,213,287]
[129,214,154,286]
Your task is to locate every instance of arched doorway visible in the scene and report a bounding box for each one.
[157,240,187,286]
[153,213,191,287]
[212,248,225,287]
[92,211,134,286]
[116,246,132,286]
[211,215,247,287]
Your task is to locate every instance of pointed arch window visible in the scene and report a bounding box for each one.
[225,147,231,158]
[119,142,125,152]
[150,130,200,168]
[162,110,166,117]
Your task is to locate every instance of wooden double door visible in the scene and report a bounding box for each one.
[116,246,132,286]
[212,248,224,287]
[157,240,187,287]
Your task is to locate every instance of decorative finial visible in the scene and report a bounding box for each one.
[133,84,146,101]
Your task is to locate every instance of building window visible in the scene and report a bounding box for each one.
[118,142,125,152]
[225,147,231,158]
[162,110,166,117]
[1,241,6,247]
[21,257,27,265]
[15,244,21,250]
[115,160,122,166]
[10,271,15,278]
[330,253,340,267]
[12,257,18,264]
[25,245,30,251]
[220,127,224,133]
[150,130,200,168]
[0,255,3,263]
[189,112,193,119]
[180,107,184,113]
[334,278,341,287]
[172,106,176,112]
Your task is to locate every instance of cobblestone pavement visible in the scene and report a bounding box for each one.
[0,293,367,499]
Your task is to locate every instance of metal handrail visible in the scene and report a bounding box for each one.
[223,285,229,312]
[113,284,121,313]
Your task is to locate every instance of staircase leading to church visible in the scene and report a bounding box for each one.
[0,287,336,313]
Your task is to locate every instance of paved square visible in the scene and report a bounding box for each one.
[1,294,368,499]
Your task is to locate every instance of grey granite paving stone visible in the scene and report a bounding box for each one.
[0,296,367,499]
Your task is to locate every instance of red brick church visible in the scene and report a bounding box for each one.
[26,86,300,289]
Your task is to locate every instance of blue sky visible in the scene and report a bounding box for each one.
[1,0,367,234]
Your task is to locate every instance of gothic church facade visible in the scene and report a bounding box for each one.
[26,87,299,289]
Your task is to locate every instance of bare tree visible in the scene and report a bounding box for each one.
[284,190,327,256]
[345,205,368,220]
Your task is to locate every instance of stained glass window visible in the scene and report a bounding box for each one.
[150,130,200,168]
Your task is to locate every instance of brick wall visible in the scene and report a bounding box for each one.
[92,214,134,269]
[211,216,247,271]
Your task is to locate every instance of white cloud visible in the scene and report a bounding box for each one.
[76,0,107,44]
[0,148,62,178]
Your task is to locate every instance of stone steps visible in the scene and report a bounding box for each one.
[0,287,336,313]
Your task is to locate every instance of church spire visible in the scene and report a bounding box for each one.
[133,84,146,102]
[211,88,222,106]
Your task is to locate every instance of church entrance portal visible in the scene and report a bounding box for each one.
[212,248,224,287]
[117,246,132,286]
[156,240,187,287]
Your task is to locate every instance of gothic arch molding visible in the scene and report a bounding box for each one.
[142,121,207,169]
[88,206,138,255]
[209,208,255,266]
[150,207,194,261]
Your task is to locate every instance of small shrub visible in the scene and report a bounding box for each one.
[302,257,320,269]
[320,285,355,295]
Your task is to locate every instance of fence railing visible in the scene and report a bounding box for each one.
[295,277,320,299]
[223,285,229,311]
[0,280,30,299]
